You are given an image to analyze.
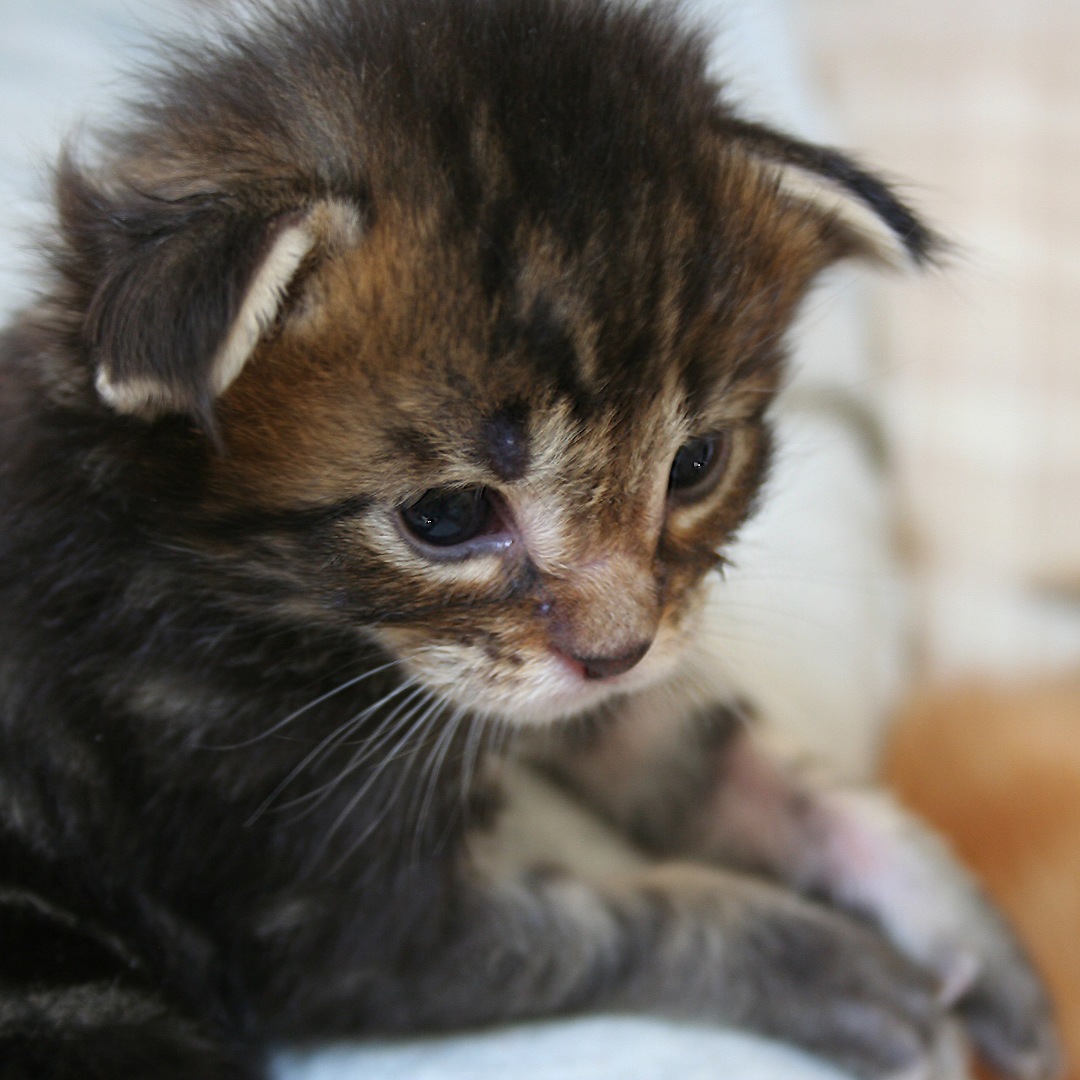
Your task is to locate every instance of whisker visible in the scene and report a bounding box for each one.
[316,692,446,866]
[410,706,469,854]
[216,655,409,750]
[486,711,517,763]
[329,710,444,874]
[459,712,488,811]
[244,676,421,826]
[271,682,435,820]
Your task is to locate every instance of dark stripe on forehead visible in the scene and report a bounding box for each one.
[680,351,713,419]
[490,296,595,415]
[479,401,531,481]
[478,197,519,301]
[521,297,595,414]
[602,323,657,387]
[432,103,484,232]
[388,425,439,466]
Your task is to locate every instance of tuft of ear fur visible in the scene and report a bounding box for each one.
[91,214,316,418]
[54,157,360,422]
[715,117,943,269]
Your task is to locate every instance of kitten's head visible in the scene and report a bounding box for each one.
[53,0,935,724]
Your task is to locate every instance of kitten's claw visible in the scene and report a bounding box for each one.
[723,885,945,1080]
[883,881,1062,1079]
[957,973,1064,1080]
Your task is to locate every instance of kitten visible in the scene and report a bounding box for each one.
[0,1,1060,1078]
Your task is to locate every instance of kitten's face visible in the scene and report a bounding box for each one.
[208,168,829,724]
[47,0,926,728]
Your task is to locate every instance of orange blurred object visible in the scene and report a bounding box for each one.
[886,674,1080,1080]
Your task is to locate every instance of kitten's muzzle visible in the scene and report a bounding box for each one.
[539,551,661,683]
[559,640,653,681]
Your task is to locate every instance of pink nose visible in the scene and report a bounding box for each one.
[565,640,652,681]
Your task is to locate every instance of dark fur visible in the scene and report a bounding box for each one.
[0,2,1059,1078]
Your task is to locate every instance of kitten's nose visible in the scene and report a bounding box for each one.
[568,641,652,681]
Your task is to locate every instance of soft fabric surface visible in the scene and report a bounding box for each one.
[274,1019,854,1080]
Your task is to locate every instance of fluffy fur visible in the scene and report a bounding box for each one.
[0,2,1059,1078]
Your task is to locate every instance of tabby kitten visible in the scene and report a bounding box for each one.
[0,1,1060,1078]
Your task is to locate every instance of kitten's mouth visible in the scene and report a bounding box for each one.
[488,641,666,725]
[381,625,677,727]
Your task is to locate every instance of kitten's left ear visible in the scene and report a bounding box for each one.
[56,158,359,423]
[715,116,943,269]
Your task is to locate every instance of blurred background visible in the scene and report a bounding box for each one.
[801,0,1080,679]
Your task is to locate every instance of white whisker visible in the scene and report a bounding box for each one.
[276,682,440,816]
[410,706,469,854]
[219,655,409,750]
[316,691,446,866]
[459,713,488,811]
[270,681,435,820]
[245,675,422,826]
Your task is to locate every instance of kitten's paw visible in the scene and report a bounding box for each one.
[721,881,944,1080]
[955,960,1063,1080]
[816,791,1063,1080]
[876,901,1055,1079]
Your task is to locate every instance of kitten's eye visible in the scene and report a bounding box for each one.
[668,434,728,501]
[400,487,495,548]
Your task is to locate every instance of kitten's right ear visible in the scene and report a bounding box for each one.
[55,157,359,423]
[714,116,943,269]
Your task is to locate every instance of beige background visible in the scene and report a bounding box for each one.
[799,1,1080,677]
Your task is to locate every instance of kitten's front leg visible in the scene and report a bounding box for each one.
[702,729,1061,1080]
[543,707,1061,1080]
[373,859,942,1080]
